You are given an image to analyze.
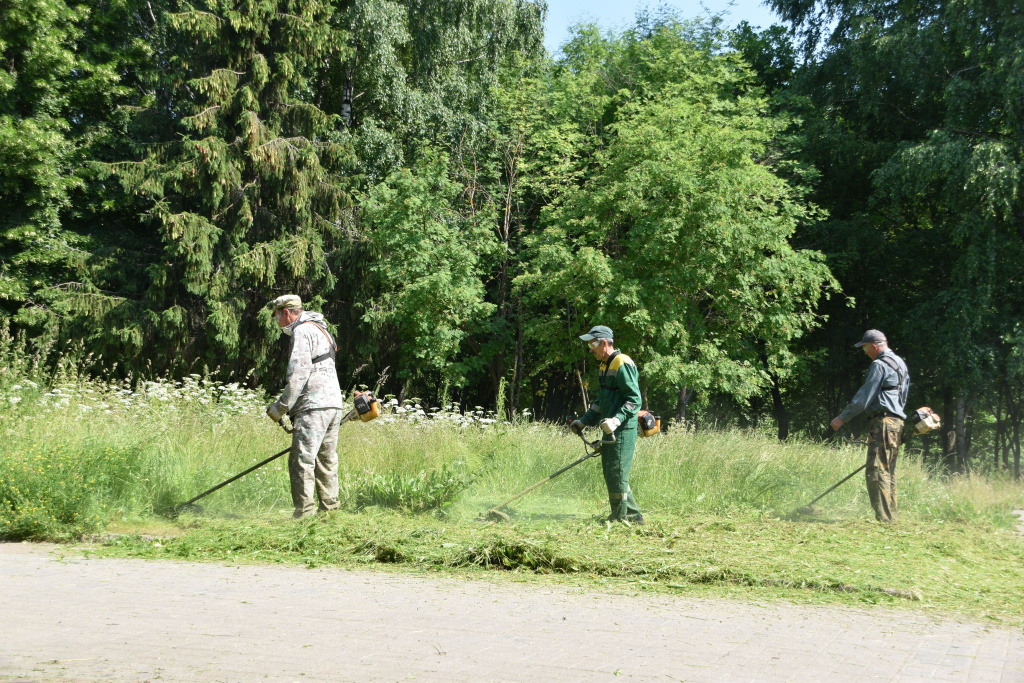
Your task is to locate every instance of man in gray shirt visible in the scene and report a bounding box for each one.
[830,329,910,522]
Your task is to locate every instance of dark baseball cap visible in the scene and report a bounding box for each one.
[854,329,887,348]
[579,325,614,342]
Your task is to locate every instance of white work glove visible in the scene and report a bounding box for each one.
[569,419,585,435]
[266,401,286,423]
[600,417,621,435]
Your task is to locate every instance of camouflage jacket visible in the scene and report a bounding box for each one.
[274,311,344,415]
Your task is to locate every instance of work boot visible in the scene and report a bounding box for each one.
[293,508,314,519]
[607,513,644,525]
[318,499,340,513]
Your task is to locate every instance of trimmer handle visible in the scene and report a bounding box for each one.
[278,417,294,434]
[572,424,614,448]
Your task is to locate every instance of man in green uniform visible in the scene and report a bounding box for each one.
[570,325,644,525]
[830,329,910,523]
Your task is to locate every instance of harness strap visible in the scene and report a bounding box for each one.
[876,355,906,393]
[294,321,337,364]
[599,351,621,391]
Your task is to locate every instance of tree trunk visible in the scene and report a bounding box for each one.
[1005,421,1013,469]
[942,388,956,471]
[575,366,589,414]
[1014,417,1021,480]
[769,372,789,441]
[676,385,692,424]
[509,304,524,417]
[955,395,967,472]
[1010,379,1023,480]
[340,61,355,126]
[995,394,1003,469]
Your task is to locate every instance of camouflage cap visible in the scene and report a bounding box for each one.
[579,325,614,342]
[854,329,887,348]
[271,294,303,312]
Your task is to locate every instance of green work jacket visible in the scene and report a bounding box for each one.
[580,350,642,429]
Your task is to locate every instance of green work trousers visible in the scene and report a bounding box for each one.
[601,425,641,521]
[866,416,903,523]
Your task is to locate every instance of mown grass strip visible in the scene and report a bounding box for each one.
[92,510,1024,625]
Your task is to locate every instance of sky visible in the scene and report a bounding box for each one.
[543,0,782,54]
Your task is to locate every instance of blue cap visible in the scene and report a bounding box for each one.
[579,325,614,342]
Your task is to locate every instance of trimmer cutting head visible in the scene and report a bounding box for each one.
[795,505,825,516]
[479,428,609,523]
[485,508,511,523]
[166,502,204,518]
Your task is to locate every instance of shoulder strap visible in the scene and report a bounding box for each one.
[295,321,338,364]
[876,355,906,392]
[599,351,621,390]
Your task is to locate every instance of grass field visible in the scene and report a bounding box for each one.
[3,360,1024,624]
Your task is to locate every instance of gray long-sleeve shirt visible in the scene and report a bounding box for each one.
[274,311,344,415]
[838,349,910,422]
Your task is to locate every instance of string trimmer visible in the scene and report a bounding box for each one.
[796,408,941,516]
[171,392,380,516]
[483,427,613,523]
[795,428,866,515]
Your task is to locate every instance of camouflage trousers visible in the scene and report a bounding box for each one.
[601,425,642,521]
[289,408,342,518]
[866,416,903,523]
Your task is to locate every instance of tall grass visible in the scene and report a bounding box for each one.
[1,320,1021,539]
[2,354,1022,540]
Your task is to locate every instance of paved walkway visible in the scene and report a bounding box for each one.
[1,542,1022,682]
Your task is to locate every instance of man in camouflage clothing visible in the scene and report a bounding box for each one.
[570,325,644,524]
[266,295,344,518]
[831,329,910,523]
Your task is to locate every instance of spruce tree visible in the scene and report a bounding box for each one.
[103,0,354,382]
[0,0,142,330]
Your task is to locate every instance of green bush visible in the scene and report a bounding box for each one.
[0,443,141,540]
[351,463,472,513]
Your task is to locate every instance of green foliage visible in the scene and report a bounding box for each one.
[730,22,797,95]
[359,150,497,383]
[5,0,1022,466]
[764,0,1024,464]
[0,0,144,328]
[0,0,84,321]
[338,0,545,175]
[83,0,357,381]
[517,19,837,406]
